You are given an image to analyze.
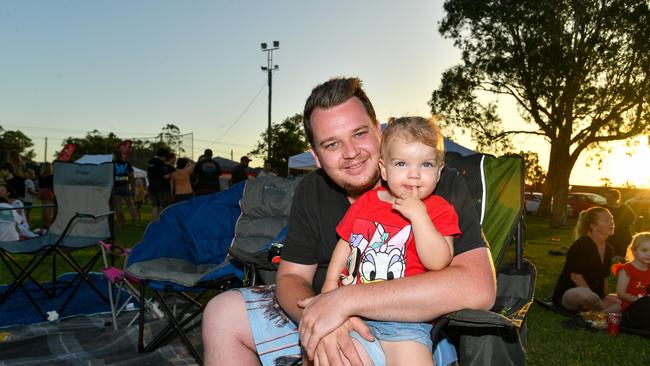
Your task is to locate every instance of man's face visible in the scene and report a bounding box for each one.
[309,97,381,197]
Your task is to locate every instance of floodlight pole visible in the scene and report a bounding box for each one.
[260,41,279,161]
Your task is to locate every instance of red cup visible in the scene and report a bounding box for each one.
[607,312,621,335]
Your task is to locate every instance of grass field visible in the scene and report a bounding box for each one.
[3,205,648,364]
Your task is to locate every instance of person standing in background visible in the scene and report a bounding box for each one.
[256,160,276,178]
[112,150,139,226]
[147,148,172,220]
[171,158,195,202]
[604,188,636,258]
[229,156,251,186]
[192,149,222,195]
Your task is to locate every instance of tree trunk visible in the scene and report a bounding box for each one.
[543,141,574,228]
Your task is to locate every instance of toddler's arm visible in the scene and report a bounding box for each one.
[322,238,351,293]
[616,268,639,303]
[392,188,453,271]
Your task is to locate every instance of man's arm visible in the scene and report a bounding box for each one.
[298,246,496,356]
[274,260,318,322]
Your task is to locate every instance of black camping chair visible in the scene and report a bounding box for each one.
[0,161,114,320]
[432,152,536,366]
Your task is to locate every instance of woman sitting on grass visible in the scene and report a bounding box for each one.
[552,206,621,313]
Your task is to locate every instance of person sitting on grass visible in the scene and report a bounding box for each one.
[552,206,621,313]
[613,232,650,329]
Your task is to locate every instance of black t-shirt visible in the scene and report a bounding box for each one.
[38,175,53,189]
[230,164,248,185]
[113,161,133,187]
[193,158,222,192]
[7,176,25,198]
[282,167,486,293]
[606,204,636,257]
[552,236,613,305]
[147,157,169,193]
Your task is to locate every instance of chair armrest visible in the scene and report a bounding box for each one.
[228,246,276,271]
[76,211,115,219]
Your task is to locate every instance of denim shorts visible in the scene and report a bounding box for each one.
[236,285,457,366]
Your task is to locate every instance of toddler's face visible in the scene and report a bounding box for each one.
[635,241,650,265]
[379,138,443,200]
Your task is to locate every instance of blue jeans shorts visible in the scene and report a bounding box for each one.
[236,285,457,366]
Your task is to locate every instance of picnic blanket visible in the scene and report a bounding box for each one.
[0,312,200,365]
[0,272,113,328]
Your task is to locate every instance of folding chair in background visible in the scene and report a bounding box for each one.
[431,152,536,366]
[0,161,114,320]
[125,175,302,364]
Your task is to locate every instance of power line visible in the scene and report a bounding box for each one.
[208,80,267,146]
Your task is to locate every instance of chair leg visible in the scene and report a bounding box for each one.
[149,289,204,365]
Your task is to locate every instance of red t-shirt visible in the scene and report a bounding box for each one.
[621,262,650,311]
[336,187,460,285]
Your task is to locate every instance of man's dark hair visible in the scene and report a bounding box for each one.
[302,77,378,147]
[156,148,171,159]
[177,157,191,169]
[204,149,213,158]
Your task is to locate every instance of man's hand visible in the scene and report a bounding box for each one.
[392,186,427,221]
[297,288,369,360]
[304,317,373,366]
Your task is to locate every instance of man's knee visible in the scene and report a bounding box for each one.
[204,290,245,329]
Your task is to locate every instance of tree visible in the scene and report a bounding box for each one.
[58,130,167,168]
[430,0,650,227]
[59,130,122,161]
[520,151,546,192]
[0,127,36,162]
[158,124,185,156]
[250,114,309,176]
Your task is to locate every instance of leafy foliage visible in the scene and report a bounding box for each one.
[249,114,309,176]
[431,0,650,226]
[58,130,170,169]
[0,126,36,162]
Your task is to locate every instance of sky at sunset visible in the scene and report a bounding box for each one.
[1,0,647,187]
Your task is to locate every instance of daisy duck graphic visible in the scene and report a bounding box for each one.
[340,221,412,286]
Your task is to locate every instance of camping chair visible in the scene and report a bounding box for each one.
[98,240,167,330]
[0,161,114,320]
[431,152,536,366]
[125,175,302,364]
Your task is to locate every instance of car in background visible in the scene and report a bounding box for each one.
[525,192,573,216]
[525,192,543,215]
[566,192,607,217]
[626,191,650,231]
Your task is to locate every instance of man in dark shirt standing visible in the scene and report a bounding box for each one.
[147,148,171,220]
[193,148,222,195]
[229,156,251,186]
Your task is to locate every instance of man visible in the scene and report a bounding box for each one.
[193,148,222,195]
[604,188,636,258]
[202,77,496,366]
[146,147,171,220]
[230,156,251,186]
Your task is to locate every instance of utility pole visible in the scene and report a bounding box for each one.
[260,41,279,161]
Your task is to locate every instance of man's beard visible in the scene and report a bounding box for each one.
[342,169,381,198]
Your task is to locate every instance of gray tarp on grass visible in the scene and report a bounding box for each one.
[0,312,200,365]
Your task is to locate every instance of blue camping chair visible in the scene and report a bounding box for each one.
[0,161,114,320]
[126,175,301,364]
